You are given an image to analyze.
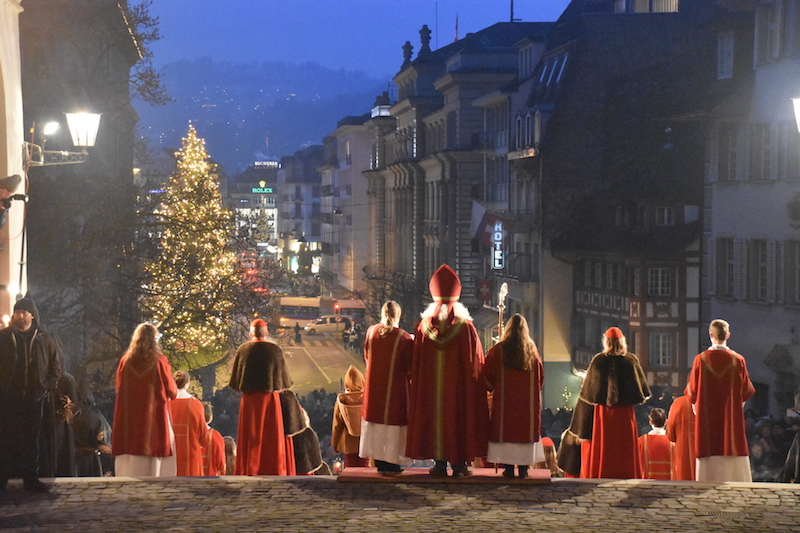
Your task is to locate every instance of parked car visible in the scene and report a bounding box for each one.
[304,315,353,335]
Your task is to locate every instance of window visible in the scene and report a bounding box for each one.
[584,261,592,287]
[584,316,597,347]
[648,268,672,296]
[546,59,558,85]
[616,0,679,12]
[717,238,734,297]
[344,140,351,165]
[648,332,675,367]
[637,206,648,227]
[655,207,674,226]
[786,241,800,305]
[650,0,679,13]
[525,114,532,146]
[756,1,784,64]
[606,264,614,289]
[750,123,777,180]
[556,54,568,83]
[718,125,737,181]
[520,45,533,79]
[615,206,624,227]
[594,263,603,288]
[539,63,550,83]
[634,267,641,296]
[748,239,769,301]
[717,28,734,80]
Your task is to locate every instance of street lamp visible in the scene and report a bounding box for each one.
[65,111,101,148]
[792,97,800,133]
[23,108,101,166]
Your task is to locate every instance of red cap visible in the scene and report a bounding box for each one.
[541,436,555,447]
[604,326,624,339]
[250,318,267,329]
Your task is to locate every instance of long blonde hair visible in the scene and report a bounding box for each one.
[499,314,540,371]
[379,300,401,335]
[124,323,161,364]
[601,335,628,356]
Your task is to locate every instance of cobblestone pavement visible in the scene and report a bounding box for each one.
[1,475,799,532]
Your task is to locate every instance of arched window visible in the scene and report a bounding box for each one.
[525,113,532,147]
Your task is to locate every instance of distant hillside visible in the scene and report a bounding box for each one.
[134,58,388,173]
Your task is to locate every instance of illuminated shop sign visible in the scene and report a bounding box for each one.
[252,180,274,194]
[492,221,504,270]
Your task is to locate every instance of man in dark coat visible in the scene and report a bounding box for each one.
[39,371,78,477]
[72,385,112,477]
[0,298,62,492]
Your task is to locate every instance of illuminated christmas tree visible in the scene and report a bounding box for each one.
[142,124,236,364]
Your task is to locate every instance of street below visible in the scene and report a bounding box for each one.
[283,333,365,395]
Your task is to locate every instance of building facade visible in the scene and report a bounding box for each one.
[319,114,372,298]
[363,22,553,330]
[0,1,25,318]
[705,0,800,416]
[19,0,141,372]
[276,145,323,277]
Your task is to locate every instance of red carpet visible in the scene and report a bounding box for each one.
[336,467,551,484]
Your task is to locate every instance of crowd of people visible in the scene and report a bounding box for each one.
[325,266,790,484]
[2,265,800,493]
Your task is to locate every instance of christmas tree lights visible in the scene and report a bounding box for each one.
[142,124,237,362]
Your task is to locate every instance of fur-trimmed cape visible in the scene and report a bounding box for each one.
[579,352,650,407]
[279,390,331,475]
[557,352,650,476]
[229,340,293,393]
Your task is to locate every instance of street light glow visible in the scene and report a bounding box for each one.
[42,121,59,136]
[792,97,800,133]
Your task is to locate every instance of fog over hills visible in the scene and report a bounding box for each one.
[134,58,389,174]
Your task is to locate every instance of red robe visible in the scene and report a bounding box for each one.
[482,343,543,444]
[202,428,226,476]
[582,405,642,479]
[666,394,696,480]
[406,316,489,463]
[169,396,208,476]
[638,432,672,480]
[235,391,296,476]
[688,347,755,459]
[574,352,650,479]
[362,325,413,425]
[112,353,177,457]
[229,340,296,476]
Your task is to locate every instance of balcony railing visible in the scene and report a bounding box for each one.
[500,253,538,282]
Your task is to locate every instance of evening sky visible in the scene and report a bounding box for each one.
[148,1,573,78]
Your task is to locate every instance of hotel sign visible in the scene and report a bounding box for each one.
[492,221,504,270]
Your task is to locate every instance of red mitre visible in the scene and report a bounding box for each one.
[430,264,461,301]
[429,264,461,322]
